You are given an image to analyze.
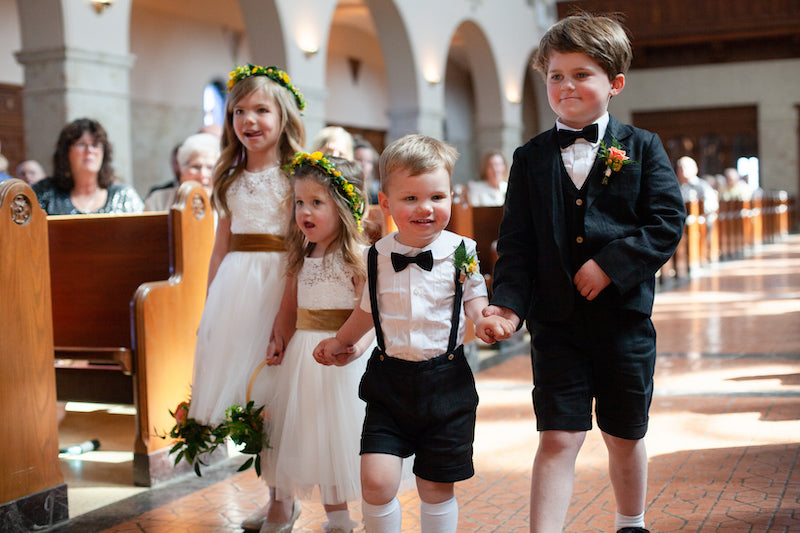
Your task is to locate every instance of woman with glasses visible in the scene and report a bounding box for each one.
[32,118,143,215]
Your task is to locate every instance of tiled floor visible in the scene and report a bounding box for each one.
[48,234,800,532]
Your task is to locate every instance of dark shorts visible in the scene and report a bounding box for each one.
[530,303,656,440]
[359,345,478,483]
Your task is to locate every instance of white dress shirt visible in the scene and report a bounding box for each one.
[359,230,487,361]
[557,112,609,189]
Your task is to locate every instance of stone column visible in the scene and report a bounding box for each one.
[15,0,135,184]
[16,48,135,182]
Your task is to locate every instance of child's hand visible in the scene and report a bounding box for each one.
[574,259,611,301]
[482,305,521,330]
[313,337,356,366]
[476,315,516,344]
[265,338,285,366]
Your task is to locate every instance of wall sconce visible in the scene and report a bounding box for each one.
[506,85,521,104]
[297,28,319,59]
[300,45,319,59]
[424,67,441,86]
[91,0,113,14]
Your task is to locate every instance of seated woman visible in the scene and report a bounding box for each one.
[467,149,508,207]
[32,118,144,215]
[145,133,220,211]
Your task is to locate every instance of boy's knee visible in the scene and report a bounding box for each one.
[538,430,586,456]
[602,432,645,454]
[361,467,400,505]
[361,480,396,505]
[416,478,455,504]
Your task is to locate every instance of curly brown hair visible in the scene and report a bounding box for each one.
[51,118,115,191]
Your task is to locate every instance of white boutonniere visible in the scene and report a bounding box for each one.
[454,242,479,284]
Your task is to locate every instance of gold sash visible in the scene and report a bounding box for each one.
[296,308,352,331]
[229,233,286,252]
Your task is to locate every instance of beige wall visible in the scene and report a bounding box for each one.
[614,59,800,194]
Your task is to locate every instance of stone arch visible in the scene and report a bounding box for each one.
[364,0,420,142]
[521,49,545,143]
[444,19,504,184]
[238,0,286,67]
[450,20,503,131]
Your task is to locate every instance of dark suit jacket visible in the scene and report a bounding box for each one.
[491,115,686,326]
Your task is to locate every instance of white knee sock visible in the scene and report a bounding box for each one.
[615,511,645,530]
[420,496,458,533]
[362,498,401,533]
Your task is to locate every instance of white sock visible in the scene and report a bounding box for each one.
[362,498,401,533]
[420,496,458,533]
[615,511,645,530]
[325,509,355,531]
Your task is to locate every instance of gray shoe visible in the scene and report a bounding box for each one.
[258,501,301,533]
[241,505,268,531]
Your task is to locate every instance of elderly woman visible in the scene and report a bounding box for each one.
[467,149,509,207]
[32,118,144,214]
[144,133,220,211]
[310,125,354,159]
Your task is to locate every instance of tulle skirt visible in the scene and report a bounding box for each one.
[188,250,285,425]
[262,329,369,505]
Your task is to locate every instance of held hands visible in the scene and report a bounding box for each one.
[266,307,297,366]
[479,305,520,344]
[313,337,356,367]
[573,259,611,301]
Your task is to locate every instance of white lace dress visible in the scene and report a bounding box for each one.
[188,167,290,425]
[263,252,368,505]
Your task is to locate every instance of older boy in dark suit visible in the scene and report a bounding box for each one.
[485,13,686,533]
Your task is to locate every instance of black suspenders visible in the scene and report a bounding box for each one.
[367,242,465,357]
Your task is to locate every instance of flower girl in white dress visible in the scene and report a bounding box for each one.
[262,153,372,533]
[184,65,305,528]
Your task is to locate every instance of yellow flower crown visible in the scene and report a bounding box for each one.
[228,64,306,111]
[285,151,365,228]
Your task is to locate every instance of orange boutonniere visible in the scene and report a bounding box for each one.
[598,137,637,185]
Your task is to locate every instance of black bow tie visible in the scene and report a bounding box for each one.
[391,250,434,272]
[557,124,599,148]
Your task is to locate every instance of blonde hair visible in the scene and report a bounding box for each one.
[534,13,632,81]
[379,134,458,191]
[285,156,367,282]
[212,75,306,217]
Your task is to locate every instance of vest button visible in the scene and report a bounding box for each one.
[380,354,384,361]
[448,354,454,360]
[576,236,584,244]
[576,198,583,206]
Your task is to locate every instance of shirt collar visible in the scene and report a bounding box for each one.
[556,112,609,146]
[375,230,463,260]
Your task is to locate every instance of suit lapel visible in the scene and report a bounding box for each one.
[537,128,562,228]
[586,116,632,210]
[537,128,570,268]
